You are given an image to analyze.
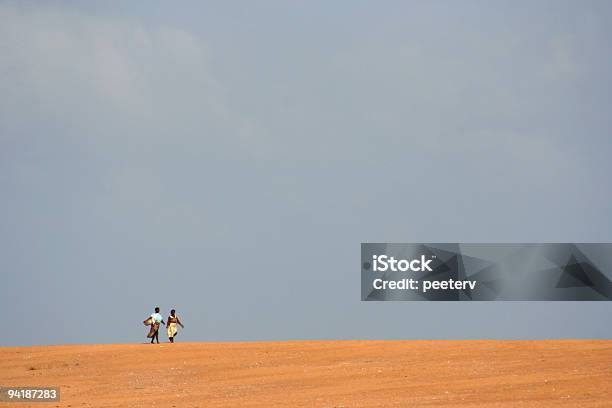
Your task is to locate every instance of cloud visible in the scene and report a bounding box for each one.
[0,1,592,170]
[0,3,229,151]
[0,4,236,249]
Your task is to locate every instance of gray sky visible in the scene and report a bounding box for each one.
[1,0,611,346]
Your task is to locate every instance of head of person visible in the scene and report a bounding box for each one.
[170,309,176,316]
[155,307,160,313]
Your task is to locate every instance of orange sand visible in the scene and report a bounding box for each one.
[1,340,611,407]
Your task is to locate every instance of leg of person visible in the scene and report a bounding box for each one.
[151,323,159,344]
[147,324,155,343]
[167,323,178,343]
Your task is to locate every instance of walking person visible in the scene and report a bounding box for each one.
[144,307,165,344]
[166,309,184,343]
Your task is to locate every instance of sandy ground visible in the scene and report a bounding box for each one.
[1,340,611,407]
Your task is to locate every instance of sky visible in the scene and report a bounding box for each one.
[1,0,611,346]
